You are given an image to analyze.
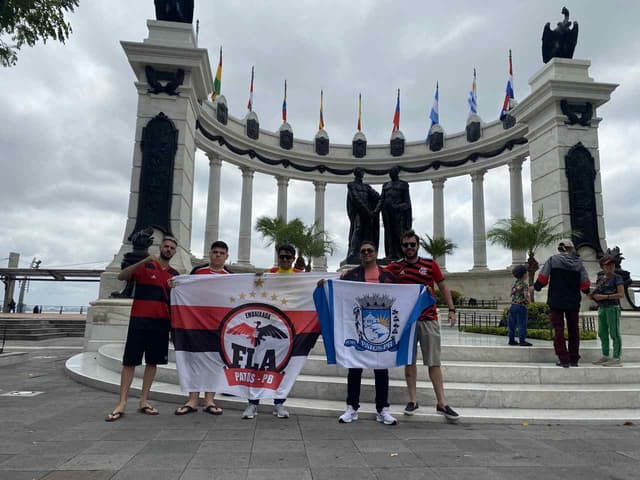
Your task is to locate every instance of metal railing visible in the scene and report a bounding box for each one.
[20,305,87,315]
[457,310,597,333]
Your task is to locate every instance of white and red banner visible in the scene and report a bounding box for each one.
[170,273,336,399]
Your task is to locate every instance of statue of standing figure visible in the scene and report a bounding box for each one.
[376,166,412,260]
[344,168,380,264]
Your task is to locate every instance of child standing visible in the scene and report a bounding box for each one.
[590,256,624,366]
[508,265,532,346]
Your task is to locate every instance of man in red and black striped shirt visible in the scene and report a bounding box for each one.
[105,237,179,422]
[386,230,460,421]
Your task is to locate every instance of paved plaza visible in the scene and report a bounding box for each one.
[0,338,638,479]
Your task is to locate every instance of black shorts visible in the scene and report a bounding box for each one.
[122,326,169,366]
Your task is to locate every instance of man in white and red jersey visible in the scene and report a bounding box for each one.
[386,230,460,421]
[105,236,179,422]
[174,240,233,416]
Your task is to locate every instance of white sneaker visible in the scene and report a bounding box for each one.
[603,358,622,367]
[376,407,398,425]
[242,403,258,419]
[592,356,610,365]
[273,404,290,418]
[338,405,358,423]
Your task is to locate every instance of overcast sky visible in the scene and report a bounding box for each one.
[1,1,639,308]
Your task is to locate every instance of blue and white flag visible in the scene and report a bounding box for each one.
[313,280,433,369]
[426,82,439,143]
[467,69,478,115]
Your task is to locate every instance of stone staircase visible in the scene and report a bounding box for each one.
[65,326,640,424]
[0,315,86,340]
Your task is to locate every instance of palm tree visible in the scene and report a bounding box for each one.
[255,216,335,271]
[420,234,457,262]
[487,209,567,301]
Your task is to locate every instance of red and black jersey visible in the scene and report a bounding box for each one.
[191,265,232,275]
[386,257,444,320]
[129,260,179,331]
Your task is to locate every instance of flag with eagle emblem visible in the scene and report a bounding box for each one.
[171,272,337,399]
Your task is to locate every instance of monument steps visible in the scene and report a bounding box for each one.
[65,341,640,423]
[0,317,85,340]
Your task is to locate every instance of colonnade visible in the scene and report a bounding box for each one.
[202,152,528,270]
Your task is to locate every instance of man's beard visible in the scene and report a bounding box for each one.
[160,251,172,261]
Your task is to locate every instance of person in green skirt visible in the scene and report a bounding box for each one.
[590,256,625,366]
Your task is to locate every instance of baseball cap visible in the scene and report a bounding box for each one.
[558,238,574,250]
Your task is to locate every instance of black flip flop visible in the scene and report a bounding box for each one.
[105,411,125,422]
[174,405,198,415]
[203,404,223,415]
[139,405,159,416]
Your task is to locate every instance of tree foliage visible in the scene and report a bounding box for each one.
[419,234,457,259]
[487,209,568,300]
[254,216,335,271]
[1,0,79,67]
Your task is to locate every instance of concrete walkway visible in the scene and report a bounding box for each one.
[1,338,640,479]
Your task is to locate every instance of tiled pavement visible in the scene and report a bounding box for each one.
[1,339,640,479]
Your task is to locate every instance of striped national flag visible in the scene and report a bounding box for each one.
[468,69,478,115]
[500,50,515,120]
[392,89,400,133]
[318,90,325,130]
[426,82,439,143]
[282,80,287,122]
[357,93,362,131]
[211,46,222,102]
[247,66,254,111]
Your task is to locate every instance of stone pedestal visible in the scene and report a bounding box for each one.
[87,20,213,350]
[518,58,617,278]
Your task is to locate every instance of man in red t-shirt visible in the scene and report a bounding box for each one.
[386,230,460,421]
[106,237,179,422]
[174,240,232,416]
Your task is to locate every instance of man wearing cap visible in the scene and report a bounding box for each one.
[590,256,625,366]
[534,239,591,368]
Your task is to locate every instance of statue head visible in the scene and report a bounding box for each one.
[353,167,364,181]
[389,166,400,181]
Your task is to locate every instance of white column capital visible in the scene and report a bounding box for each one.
[276,175,290,188]
[508,157,524,172]
[313,180,327,192]
[431,177,446,189]
[470,170,487,182]
[206,151,222,166]
[240,166,255,179]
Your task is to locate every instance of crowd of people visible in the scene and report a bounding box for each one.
[105,232,625,425]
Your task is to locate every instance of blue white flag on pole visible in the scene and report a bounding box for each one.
[467,69,478,115]
[426,82,439,143]
[313,280,433,369]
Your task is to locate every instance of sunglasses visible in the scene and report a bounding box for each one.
[402,242,417,248]
[279,254,293,260]
[360,248,375,254]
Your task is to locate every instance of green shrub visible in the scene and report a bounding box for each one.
[501,302,551,329]
[460,325,597,341]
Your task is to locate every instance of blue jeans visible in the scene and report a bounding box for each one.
[508,303,528,343]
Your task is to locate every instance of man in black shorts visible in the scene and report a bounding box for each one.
[105,237,179,421]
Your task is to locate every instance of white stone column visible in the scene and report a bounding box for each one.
[508,158,527,266]
[236,166,254,266]
[431,178,446,268]
[470,170,488,271]
[312,181,328,272]
[204,152,222,254]
[276,176,289,222]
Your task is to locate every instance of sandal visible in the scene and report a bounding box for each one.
[175,405,198,415]
[203,404,223,415]
[138,405,159,416]
[105,411,125,422]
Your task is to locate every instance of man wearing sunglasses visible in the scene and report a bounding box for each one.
[242,243,301,420]
[386,230,460,421]
[338,240,399,426]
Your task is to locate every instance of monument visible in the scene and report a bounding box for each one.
[376,166,412,261]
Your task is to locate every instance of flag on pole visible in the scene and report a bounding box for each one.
[500,50,515,120]
[247,66,254,111]
[313,280,433,368]
[282,80,287,123]
[211,46,222,102]
[171,273,338,399]
[357,93,362,132]
[426,82,439,143]
[318,90,325,130]
[392,89,400,133]
[468,69,478,115]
